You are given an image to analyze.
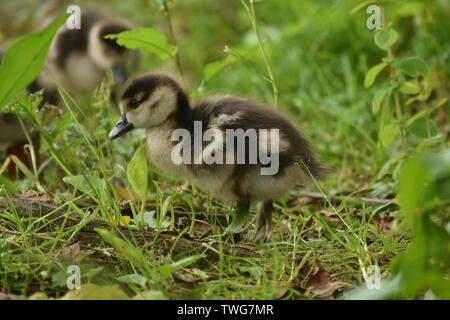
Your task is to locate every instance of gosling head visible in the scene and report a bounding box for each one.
[89,19,138,84]
[109,72,188,139]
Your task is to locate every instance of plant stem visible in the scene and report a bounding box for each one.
[381,4,407,151]
[240,0,279,108]
[162,0,183,76]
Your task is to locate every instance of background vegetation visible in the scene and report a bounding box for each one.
[0,0,449,300]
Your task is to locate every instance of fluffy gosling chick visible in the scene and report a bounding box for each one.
[109,72,323,242]
[44,9,140,97]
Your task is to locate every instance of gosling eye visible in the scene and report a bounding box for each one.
[129,99,140,109]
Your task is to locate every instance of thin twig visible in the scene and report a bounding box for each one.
[291,190,396,206]
[380,5,407,152]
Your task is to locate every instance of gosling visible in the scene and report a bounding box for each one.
[109,72,323,242]
[43,9,140,98]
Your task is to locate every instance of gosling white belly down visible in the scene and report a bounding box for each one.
[146,127,236,203]
[145,127,305,205]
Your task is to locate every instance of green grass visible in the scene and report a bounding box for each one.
[0,0,449,300]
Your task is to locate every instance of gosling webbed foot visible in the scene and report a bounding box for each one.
[253,200,274,243]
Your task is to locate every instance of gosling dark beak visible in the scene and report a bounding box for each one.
[112,64,127,84]
[109,114,134,139]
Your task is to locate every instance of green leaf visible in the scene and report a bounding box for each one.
[106,27,176,60]
[127,145,148,201]
[379,123,399,147]
[392,56,429,77]
[117,273,148,288]
[0,176,20,195]
[202,46,258,84]
[160,196,172,221]
[63,174,107,201]
[374,28,398,50]
[397,158,424,214]
[224,210,253,233]
[372,87,391,115]
[399,80,420,95]
[365,62,388,88]
[203,60,230,82]
[0,14,68,107]
[394,152,450,298]
[160,255,205,277]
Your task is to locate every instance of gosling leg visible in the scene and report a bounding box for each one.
[253,200,274,243]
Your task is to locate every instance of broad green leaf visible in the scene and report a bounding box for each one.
[392,56,429,77]
[365,62,388,88]
[0,176,20,195]
[202,46,258,84]
[106,28,176,60]
[224,210,252,233]
[0,14,68,107]
[127,144,148,201]
[397,157,431,216]
[203,60,231,82]
[394,152,450,298]
[379,123,399,147]
[63,174,107,201]
[160,254,205,277]
[374,28,398,50]
[372,86,391,115]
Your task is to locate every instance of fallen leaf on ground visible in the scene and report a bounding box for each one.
[319,210,339,222]
[375,216,393,234]
[297,197,315,205]
[303,260,353,297]
[55,242,81,266]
